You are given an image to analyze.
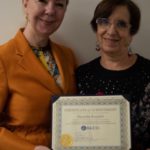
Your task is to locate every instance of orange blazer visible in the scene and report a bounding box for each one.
[0,29,76,150]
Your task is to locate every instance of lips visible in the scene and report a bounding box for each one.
[40,18,56,25]
[104,37,119,42]
[103,37,120,47]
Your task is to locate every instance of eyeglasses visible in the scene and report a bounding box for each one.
[96,18,131,31]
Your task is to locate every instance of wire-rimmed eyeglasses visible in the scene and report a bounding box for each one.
[96,18,131,31]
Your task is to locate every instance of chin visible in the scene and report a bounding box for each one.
[40,26,59,35]
[102,48,119,54]
[37,29,54,36]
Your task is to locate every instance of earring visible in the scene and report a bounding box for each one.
[95,41,100,51]
[25,14,29,22]
[26,16,28,21]
[128,46,132,54]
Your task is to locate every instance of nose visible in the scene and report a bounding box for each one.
[107,23,118,35]
[45,2,56,15]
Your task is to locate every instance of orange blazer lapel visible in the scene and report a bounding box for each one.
[14,30,63,95]
[51,42,76,94]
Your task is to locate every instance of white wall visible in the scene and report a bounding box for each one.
[0,0,150,65]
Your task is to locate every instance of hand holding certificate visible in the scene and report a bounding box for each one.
[52,95,131,150]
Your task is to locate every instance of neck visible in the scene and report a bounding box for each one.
[100,52,137,70]
[23,26,49,48]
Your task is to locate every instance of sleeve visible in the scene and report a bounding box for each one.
[139,82,150,149]
[0,60,35,150]
[0,59,8,111]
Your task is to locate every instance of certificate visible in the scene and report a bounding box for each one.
[52,95,131,150]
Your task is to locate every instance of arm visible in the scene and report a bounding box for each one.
[0,60,35,150]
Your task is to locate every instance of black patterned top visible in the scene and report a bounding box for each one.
[76,54,150,150]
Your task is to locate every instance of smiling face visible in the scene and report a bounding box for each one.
[23,0,67,37]
[96,6,133,56]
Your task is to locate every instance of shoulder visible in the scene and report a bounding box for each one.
[51,41,74,54]
[0,39,15,55]
[0,29,24,57]
[76,57,100,75]
[51,41,77,67]
[51,41,76,60]
[0,38,17,66]
[137,54,150,69]
[134,55,150,80]
[137,54,150,62]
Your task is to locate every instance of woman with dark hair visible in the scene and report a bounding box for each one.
[0,0,76,150]
[76,0,150,149]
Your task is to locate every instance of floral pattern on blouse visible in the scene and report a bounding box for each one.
[31,45,62,87]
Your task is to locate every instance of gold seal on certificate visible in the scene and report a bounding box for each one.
[52,95,131,150]
[60,134,73,147]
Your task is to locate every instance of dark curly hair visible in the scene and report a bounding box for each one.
[90,0,141,35]
[66,0,69,5]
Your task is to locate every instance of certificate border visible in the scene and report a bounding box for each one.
[52,95,131,150]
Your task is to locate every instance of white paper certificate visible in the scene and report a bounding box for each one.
[52,95,131,150]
